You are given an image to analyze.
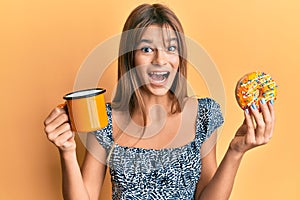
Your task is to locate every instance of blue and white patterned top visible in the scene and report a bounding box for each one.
[93,98,224,200]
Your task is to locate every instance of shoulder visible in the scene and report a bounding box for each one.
[194,97,224,143]
[183,96,223,124]
[197,97,221,110]
[196,97,223,120]
[185,97,222,114]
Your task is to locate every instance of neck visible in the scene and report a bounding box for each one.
[131,90,176,126]
[142,89,175,111]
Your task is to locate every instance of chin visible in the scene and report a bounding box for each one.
[144,84,171,96]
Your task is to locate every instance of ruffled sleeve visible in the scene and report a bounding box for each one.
[195,98,224,145]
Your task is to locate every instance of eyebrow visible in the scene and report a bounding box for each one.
[138,37,178,45]
[139,39,153,44]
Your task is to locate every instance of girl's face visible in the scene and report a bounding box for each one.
[134,24,180,96]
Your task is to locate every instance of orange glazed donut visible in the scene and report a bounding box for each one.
[235,71,278,110]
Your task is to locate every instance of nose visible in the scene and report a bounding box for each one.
[152,49,167,66]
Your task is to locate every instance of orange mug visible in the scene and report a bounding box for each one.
[62,88,108,132]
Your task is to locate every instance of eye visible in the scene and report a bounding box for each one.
[167,45,177,52]
[141,47,154,53]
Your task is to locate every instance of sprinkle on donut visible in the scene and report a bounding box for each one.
[235,71,278,110]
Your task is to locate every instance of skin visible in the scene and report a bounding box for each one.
[134,25,179,98]
[44,25,275,200]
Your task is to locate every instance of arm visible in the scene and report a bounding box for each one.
[81,134,108,200]
[44,107,107,200]
[196,99,275,200]
[60,141,107,200]
[195,143,243,200]
[60,150,91,200]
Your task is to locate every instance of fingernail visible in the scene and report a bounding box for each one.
[260,98,266,104]
[251,103,257,110]
[245,108,249,114]
[270,99,274,105]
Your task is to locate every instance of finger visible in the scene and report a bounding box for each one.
[249,103,265,141]
[53,130,74,148]
[47,122,71,142]
[44,113,69,134]
[244,108,256,143]
[268,100,275,120]
[259,98,273,140]
[267,100,276,138]
[244,109,254,128]
[45,113,69,134]
[44,107,66,126]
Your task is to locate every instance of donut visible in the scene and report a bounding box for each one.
[235,71,278,110]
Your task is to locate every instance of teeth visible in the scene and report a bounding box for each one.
[149,71,169,76]
[148,71,170,83]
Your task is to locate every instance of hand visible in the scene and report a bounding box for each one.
[44,106,76,153]
[230,99,275,155]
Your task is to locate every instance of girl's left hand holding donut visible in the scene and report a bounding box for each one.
[229,98,275,155]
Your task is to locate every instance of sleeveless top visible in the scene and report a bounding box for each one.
[92,98,224,200]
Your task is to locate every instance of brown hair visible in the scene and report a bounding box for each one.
[112,3,187,126]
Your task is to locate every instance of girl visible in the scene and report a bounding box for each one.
[44,4,275,200]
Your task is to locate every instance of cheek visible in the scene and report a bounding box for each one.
[134,52,151,67]
[135,66,148,80]
[134,55,139,67]
[170,56,180,69]
[134,52,141,66]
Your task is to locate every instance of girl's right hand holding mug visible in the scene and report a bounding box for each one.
[44,106,76,153]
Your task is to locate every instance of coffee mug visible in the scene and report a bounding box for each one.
[63,88,108,132]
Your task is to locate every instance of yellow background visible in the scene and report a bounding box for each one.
[1,0,299,199]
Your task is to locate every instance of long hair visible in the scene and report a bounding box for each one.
[112,3,188,127]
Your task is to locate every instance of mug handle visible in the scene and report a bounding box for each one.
[57,102,66,109]
[57,102,69,115]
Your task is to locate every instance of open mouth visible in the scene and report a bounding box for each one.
[148,71,170,84]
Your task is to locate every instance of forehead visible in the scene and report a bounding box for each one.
[139,25,177,41]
